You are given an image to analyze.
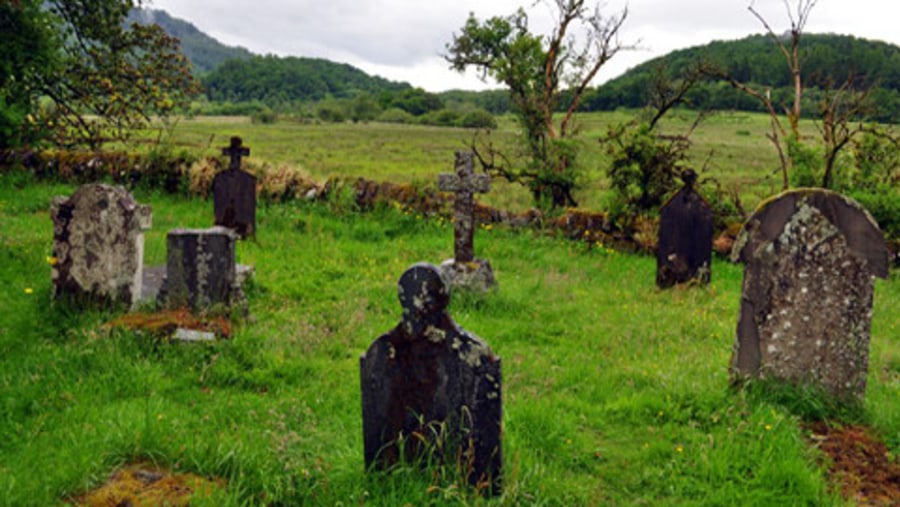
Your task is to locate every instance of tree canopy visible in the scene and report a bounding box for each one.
[1,0,200,149]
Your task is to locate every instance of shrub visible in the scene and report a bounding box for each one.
[418,109,460,127]
[459,109,497,129]
[376,108,415,124]
[251,108,278,124]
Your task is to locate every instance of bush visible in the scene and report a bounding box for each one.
[418,109,460,127]
[459,109,497,129]
[316,103,346,123]
[376,108,415,124]
[250,108,278,124]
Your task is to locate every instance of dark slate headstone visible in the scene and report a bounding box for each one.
[437,151,497,292]
[157,227,238,311]
[361,263,502,495]
[730,189,890,399]
[213,136,256,238]
[50,183,151,308]
[656,169,714,288]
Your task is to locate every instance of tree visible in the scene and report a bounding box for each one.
[0,1,57,148]
[2,0,200,149]
[446,0,630,208]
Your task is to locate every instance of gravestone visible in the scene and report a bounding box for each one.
[730,189,890,399]
[656,169,713,288]
[361,263,502,494]
[156,227,239,311]
[437,151,497,292]
[213,136,256,238]
[50,183,152,308]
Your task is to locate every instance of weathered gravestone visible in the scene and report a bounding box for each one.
[656,169,714,288]
[156,227,246,312]
[730,189,890,399]
[361,263,502,494]
[213,136,256,238]
[50,183,152,308]
[437,151,497,292]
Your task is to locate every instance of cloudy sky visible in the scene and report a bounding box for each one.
[148,0,900,92]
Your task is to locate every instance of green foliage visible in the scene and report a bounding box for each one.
[380,87,444,116]
[316,101,347,123]
[250,108,278,125]
[459,109,498,129]
[787,136,823,188]
[203,55,408,105]
[605,122,684,217]
[417,108,460,127]
[588,33,900,123]
[376,107,415,124]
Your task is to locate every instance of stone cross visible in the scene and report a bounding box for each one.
[730,189,890,399]
[361,263,502,495]
[656,169,713,288]
[214,136,257,238]
[222,136,250,171]
[50,184,152,308]
[438,151,490,263]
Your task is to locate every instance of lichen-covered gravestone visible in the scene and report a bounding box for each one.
[437,151,497,292]
[730,189,890,399]
[51,183,152,307]
[360,263,502,494]
[656,169,713,288]
[156,227,240,311]
[213,136,257,238]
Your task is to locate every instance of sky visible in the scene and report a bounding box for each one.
[148,0,900,92]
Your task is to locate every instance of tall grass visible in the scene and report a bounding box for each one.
[1,170,897,505]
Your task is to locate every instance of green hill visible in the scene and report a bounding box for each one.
[201,55,411,104]
[583,33,900,122]
[128,8,253,75]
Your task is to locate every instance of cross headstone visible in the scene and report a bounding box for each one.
[361,263,502,495]
[438,151,490,264]
[730,189,890,399]
[50,183,152,308]
[156,226,238,311]
[213,136,257,238]
[656,169,714,288]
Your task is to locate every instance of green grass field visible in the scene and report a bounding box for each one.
[156,110,786,214]
[2,164,900,504]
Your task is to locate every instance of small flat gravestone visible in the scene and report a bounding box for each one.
[656,169,713,288]
[437,151,497,293]
[50,183,152,308]
[731,189,890,399]
[360,263,502,495]
[157,227,240,312]
[213,136,257,238]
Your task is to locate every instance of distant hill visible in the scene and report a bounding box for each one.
[128,8,253,74]
[583,33,900,122]
[202,55,411,104]
[129,8,413,104]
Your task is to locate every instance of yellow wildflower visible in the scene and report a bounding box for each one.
[24,287,33,294]
[47,256,58,266]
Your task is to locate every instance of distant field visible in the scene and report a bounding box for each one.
[156,110,788,213]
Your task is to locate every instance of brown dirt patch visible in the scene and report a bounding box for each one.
[107,309,231,339]
[807,422,900,506]
[70,463,224,506]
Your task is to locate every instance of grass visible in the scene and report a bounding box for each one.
[146,110,789,214]
[2,168,900,505]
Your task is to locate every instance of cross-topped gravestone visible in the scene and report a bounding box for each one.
[730,189,890,399]
[438,151,490,264]
[222,136,249,170]
[361,263,502,495]
[213,136,257,238]
[656,169,714,288]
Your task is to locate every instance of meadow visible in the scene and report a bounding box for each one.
[1,113,899,505]
[159,110,786,214]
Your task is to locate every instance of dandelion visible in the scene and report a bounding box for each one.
[46,256,58,266]
[764,424,772,431]
[24,287,33,294]
[676,445,684,453]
